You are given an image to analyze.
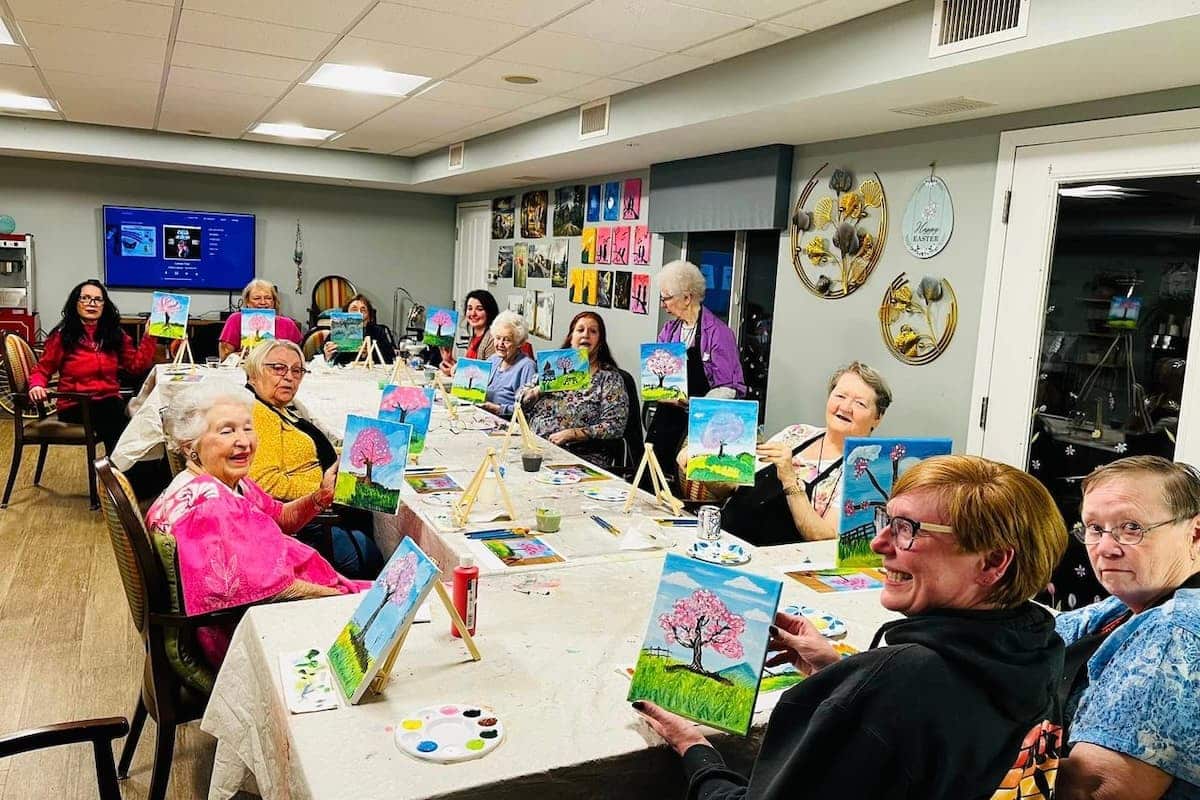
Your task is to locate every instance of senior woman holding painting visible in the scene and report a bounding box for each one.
[217,279,303,360]
[150,381,368,668]
[1055,456,1200,800]
[481,310,535,419]
[636,455,1068,799]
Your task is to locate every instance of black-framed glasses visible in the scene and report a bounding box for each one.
[77,296,105,305]
[873,507,954,550]
[263,362,307,378]
[1070,516,1187,546]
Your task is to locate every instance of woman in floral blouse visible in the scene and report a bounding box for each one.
[520,311,629,469]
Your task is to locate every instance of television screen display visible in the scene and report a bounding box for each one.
[103,205,256,290]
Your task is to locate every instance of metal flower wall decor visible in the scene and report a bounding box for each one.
[878,272,958,365]
[790,163,888,299]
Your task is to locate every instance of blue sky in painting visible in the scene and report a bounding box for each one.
[347,538,438,659]
[840,437,953,532]
[339,415,410,489]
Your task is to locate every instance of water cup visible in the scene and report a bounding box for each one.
[535,507,561,533]
[522,450,543,472]
[205,356,219,368]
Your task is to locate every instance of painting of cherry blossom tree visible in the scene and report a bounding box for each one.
[333,414,411,513]
[148,291,190,339]
[240,308,275,350]
[450,357,493,404]
[640,342,687,402]
[327,537,438,703]
[837,436,952,568]
[423,306,458,348]
[535,348,590,393]
[378,385,435,454]
[686,398,760,486]
[628,552,781,735]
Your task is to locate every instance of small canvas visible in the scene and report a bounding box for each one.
[378,385,435,455]
[596,270,613,308]
[603,181,620,221]
[527,243,550,279]
[613,272,632,311]
[553,185,585,236]
[550,239,569,287]
[596,227,611,265]
[523,290,536,327]
[240,308,276,350]
[334,415,411,514]
[612,226,630,265]
[568,270,585,304]
[521,190,548,238]
[491,196,515,239]
[514,242,528,288]
[630,273,650,315]
[641,342,688,402]
[327,537,439,704]
[628,552,782,736]
[838,437,953,568]
[582,269,598,306]
[475,534,564,568]
[581,227,596,264]
[149,292,190,340]
[622,178,642,220]
[1108,296,1141,329]
[786,568,888,593]
[329,311,365,353]
[451,357,493,404]
[632,225,651,265]
[423,307,458,348]
[280,649,339,713]
[686,398,760,486]
[497,245,513,279]
[533,291,554,339]
[536,348,590,392]
[506,294,525,316]
[405,474,462,493]
[586,184,601,222]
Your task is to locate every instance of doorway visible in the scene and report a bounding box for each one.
[453,202,490,310]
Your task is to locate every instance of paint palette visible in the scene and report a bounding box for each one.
[533,470,582,486]
[784,604,848,639]
[581,485,629,502]
[395,704,505,763]
[687,539,750,565]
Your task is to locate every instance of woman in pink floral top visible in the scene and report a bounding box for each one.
[148,381,369,667]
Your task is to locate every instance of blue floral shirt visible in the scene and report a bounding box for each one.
[1056,589,1200,798]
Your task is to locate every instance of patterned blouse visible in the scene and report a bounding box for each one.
[767,423,845,524]
[522,367,629,467]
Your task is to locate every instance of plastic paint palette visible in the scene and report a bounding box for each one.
[687,540,750,565]
[533,470,582,486]
[784,604,848,639]
[581,485,629,502]
[395,704,505,763]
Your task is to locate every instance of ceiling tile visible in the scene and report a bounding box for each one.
[351,5,527,56]
[383,0,588,28]
[491,31,662,76]
[336,98,499,149]
[414,80,546,111]
[54,77,159,128]
[392,141,443,157]
[324,37,474,78]
[0,64,44,96]
[177,10,336,60]
[520,95,579,116]
[611,52,712,84]
[451,58,594,95]
[8,0,173,38]
[0,47,32,67]
[560,76,641,102]
[771,0,901,31]
[549,0,753,51]
[182,0,374,33]
[669,0,811,19]
[682,22,804,61]
[20,22,165,81]
[158,83,276,137]
[172,42,309,82]
[263,84,398,130]
[166,65,292,97]
[242,131,324,147]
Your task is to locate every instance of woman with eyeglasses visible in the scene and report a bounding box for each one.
[636,455,1069,799]
[28,279,160,458]
[217,279,303,361]
[1054,456,1200,800]
[244,340,382,579]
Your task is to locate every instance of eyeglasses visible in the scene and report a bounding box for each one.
[874,507,954,551]
[263,363,308,379]
[1071,516,1187,546]
[659,294,674,304]
[77,296,105,306]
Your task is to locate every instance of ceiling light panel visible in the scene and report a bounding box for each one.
[250,122,338,140]
[0,19,16,46]
[306,63,430,97]
[0,92,55,111]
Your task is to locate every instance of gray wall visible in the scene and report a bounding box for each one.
[0,157,456,330]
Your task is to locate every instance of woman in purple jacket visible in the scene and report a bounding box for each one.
[646,260,746,480]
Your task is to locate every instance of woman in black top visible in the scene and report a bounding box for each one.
[322,294,396,364]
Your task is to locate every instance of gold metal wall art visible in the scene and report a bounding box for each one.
[790,163,888,299]
[879,273,958,365]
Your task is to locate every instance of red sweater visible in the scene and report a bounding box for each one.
[30,324,158,411]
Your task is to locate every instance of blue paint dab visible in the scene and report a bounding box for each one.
[417,740,438,753]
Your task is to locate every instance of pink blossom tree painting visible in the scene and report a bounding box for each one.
[149,292,189,338]
[703,412,745,458]
[640,342,687,401]
[379,386,429,424]
[357,552,416,645]
[423,307,458,347]
[350,426,392,485]
[658,589,745,677]
[450,357,492,403]
[240,309,275,349]
[686,398,759,485]
[556,355,574,376]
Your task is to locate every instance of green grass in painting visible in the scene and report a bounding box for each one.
[686,453,755,484]
[627,652,756,735]
[642,385,685,402]
[148,322,186,339]
[334,472,401,513]
[409,432,425,455]
[451,385,486,403]
[328,623,368,697]
[837,536,881,568]
[759,670,805,694]
[424,333,454,348]
[540,372,589,392]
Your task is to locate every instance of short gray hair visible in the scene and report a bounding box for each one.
[491,310,529,345]
[244,339,305,382]
[828,361,894,416]
[659,260,708,302]
[242,279,280,310]
[164,381,254,452]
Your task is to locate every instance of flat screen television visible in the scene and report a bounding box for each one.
[102,205,256,291]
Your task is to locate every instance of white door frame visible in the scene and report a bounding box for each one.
[968,107,1200,465]
[453,201,490,309]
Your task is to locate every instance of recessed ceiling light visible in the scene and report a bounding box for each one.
[503,75,539,85]
[306,63,431,97]
[250,122,338,141]
[0,20,17,46]
[0,93,55,112]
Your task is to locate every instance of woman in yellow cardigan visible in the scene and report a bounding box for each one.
[244,339,382,578]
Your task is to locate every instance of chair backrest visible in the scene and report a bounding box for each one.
[301,328,329,360]
[310,276,357,316]
[96,459,167,635]
[617,368,645,475]
[2,331,37,394]
[165,448,188,478]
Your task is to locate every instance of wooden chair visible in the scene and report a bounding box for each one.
[308,275,357,329]
[0,717,129,800]
[96,458,250,800]
[1,331,101,510]
[301,328,330,360]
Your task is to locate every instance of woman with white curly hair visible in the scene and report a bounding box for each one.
[481,310,536,419]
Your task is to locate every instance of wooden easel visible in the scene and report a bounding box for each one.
[451,447,515,527]
[624,443,684,516]
[171,337,193,365]
[350,336,386,369]
[388,357,420,386]
[498,404,539,458]
[368,580,482,695]
[435,378,459,421]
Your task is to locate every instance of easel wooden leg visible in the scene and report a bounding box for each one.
[368,627,410,695]
[433,580,481,661]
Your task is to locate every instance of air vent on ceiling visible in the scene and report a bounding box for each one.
[579,97,609,140]
[889,96,996,117]
[929,0,1029,57]
[447,142,464,170]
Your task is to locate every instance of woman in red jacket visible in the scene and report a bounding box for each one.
[28,280,159,457]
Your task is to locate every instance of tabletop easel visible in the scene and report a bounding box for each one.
[435,378,459,421]
[451,447,515,527]
[624,443,684,516]
[170,337,193,365]
[350,336,386,369]
[368,580,482,696]
[498,404,539,458]
[388,357,420,386]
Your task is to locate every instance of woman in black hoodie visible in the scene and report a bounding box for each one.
[636,455,1068,800]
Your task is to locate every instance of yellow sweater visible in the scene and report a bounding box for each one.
[250,400,323,501]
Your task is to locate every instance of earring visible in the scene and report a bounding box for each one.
[189,451,201,463]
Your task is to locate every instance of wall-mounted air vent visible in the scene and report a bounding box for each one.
[889,96,996,117]
[447,142,464,170]
[930,0,1029,57]
[579,97,609,140]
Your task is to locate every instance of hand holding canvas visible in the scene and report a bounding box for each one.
[766,612,839,676]
[632,700,711,757]
[756,442,797,484]
[313,465,337,508]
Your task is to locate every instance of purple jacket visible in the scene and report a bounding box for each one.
[658,306,746,397]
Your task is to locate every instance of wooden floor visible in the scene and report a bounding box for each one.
[0,424,218,800]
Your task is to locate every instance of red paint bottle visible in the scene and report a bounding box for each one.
[450,557,478,638]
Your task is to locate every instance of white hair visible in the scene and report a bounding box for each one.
[244,339,304,382]
[491,310,529,345]
[659,260,708,301]
[164,381,254,452]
